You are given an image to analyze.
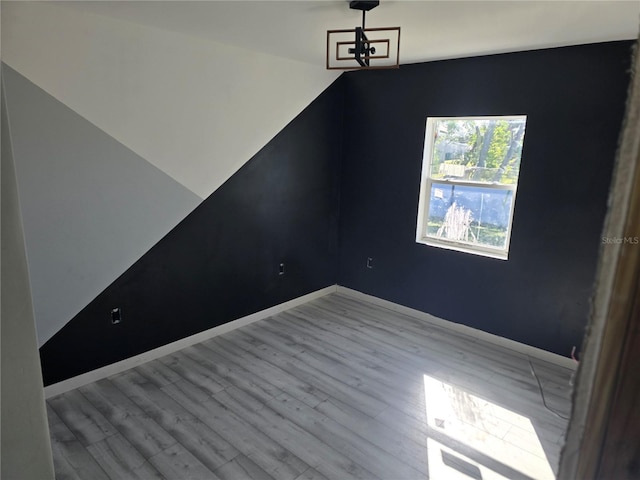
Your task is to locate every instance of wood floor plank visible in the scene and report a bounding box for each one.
[267,392,426,480]
[47,404,111,480]
[136,359,183,387]
[295,302,449,374]
[48,389,117,446]
[276,310,419,385]
[161,380,310,480]
[214,454,275,480]
[280,305,463,392]
[307,300,483,374]
[257,316,430,421]
[265,314,417,394]
[148,443,220,480]
[158,351,227,395]
[223,329,389,417]
[294,468,331,480]
[314,396,431,476]
[312,295,512,378]
[86,433,165,480]
[203,335,329,408]
[188,342,284,404]
[111,370,240,472]
[79,379,177,458]
[215,386,383,480]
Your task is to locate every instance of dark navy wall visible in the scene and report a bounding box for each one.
[338,41,633,356]
[40,81,343,386]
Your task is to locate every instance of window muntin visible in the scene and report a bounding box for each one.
[416,116,527,259]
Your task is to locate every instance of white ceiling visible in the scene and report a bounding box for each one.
[56,1,640,65]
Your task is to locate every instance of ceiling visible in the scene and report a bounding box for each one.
[56,1,639,66]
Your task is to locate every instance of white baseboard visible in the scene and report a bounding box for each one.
[45,283,575,398]
[44,285,337,398]
[337,286,578,370]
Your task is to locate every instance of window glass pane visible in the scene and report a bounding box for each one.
[429,118,526,186]
[426,183,514,250]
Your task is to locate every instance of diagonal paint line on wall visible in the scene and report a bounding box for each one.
[2,63,202,346]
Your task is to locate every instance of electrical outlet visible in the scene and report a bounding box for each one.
[366,257,373,269]
[111,307,122,325]
[279,263,285,275]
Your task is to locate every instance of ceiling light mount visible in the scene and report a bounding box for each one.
[326,1,400,70]
[349,1,379,12]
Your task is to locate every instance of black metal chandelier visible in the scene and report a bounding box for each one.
[326,1,400,70]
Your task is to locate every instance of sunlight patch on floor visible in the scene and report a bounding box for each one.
[424,375,555,480]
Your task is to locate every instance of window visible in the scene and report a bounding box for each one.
[416,116,527,259]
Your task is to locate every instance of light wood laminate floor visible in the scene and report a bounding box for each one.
[47,293,572,480]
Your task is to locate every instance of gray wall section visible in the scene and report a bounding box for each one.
[2,63,201,345]
[1,77,55,479]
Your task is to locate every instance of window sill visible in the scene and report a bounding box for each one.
[416,237,508,261]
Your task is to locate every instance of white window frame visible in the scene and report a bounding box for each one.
[416,115,526,260]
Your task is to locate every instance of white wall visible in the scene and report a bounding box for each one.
[1,78,55,479]
[1,1,339,199]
